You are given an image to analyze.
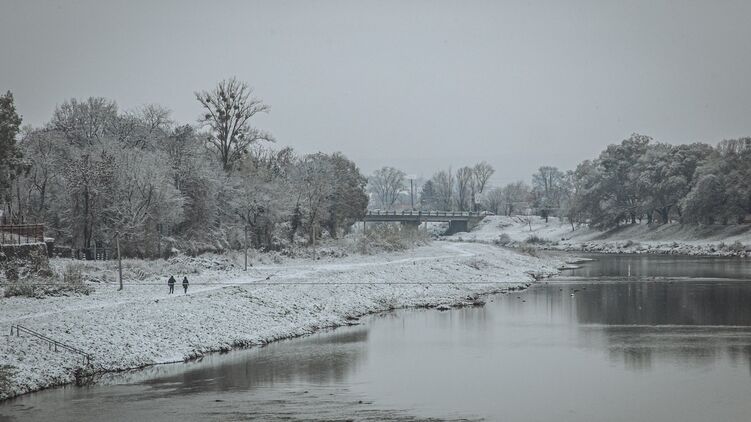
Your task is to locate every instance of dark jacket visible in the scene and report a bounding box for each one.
[182,277,189,286]
[168,276,176,285]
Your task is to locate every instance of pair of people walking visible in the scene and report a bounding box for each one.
[168,275,189,294]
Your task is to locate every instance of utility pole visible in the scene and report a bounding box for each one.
[156,223,162,258]
[407,174,417,211]
[410,179,414,210]
[115,232,123,291]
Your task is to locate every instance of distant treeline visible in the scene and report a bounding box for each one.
[488,134,751,229]
[368,133,751,230]
[0,80,368,257]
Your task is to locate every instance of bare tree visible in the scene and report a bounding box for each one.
[369,166,405,210]
[472,161,494,193]
[501,181,530,216]
[455,166,473,211]
[196,78,274,171]
[432,170,454,211]
[52,97,119,146]
[294,153,335,245]
[532,166,566,222]
[471,161,494,211]
[481,186,504,214]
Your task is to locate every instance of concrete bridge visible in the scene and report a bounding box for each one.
[363,210,486,235]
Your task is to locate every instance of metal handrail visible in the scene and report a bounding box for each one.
[365,210,482,217]
[10,324,92,365]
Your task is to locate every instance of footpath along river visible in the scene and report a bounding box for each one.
[2,254,751,421]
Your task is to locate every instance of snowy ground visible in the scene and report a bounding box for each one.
[448,215,751,257]
[0,241,561,400]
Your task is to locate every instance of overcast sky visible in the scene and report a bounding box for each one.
[2,0,751,184]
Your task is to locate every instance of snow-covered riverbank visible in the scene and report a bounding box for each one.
[0,241,561,401]
[449,216,751,257]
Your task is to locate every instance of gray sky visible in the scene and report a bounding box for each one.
[2,0,751,184]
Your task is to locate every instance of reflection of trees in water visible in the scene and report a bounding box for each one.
[565,255,751,280]
[563,282,751,372]
[611,347,653,372]
[141,328,369,396]
[574,282,751,326]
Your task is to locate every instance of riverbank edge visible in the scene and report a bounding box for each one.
[447,238,750,258]
[1,243,558,402]
[0,283,534,402]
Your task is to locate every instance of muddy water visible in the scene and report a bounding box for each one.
[2,254,751,421]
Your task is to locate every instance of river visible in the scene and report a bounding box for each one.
[2,254,751,421]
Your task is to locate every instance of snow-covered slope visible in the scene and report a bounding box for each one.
[0,241,559,400]
[447,215,751,256]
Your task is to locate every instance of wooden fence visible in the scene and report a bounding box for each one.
[0,224,45,245]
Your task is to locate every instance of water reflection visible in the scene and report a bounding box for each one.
[4,254,751,422]
[564,254,751,280]
[138,328,370,397]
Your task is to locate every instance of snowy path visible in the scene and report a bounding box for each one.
[1,242,477,325]
[0,241,561,400]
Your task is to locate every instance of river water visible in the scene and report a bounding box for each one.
[2,254,751,421]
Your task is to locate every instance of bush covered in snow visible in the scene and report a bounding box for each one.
[524,235,549,245]
[3,280,37,298]
[3,262,93,298]
[494,233,512,246]
[355,224,430,254]
[0,365,15,394]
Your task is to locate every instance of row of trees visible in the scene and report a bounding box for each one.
[568,134,751,228]
[367,133,751,229]
[368,162,495,212]
[485,134,751,229]
[484,133,751,229]
[0,79,368,257]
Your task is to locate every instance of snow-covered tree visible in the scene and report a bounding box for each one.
[196,78,274,171]
[368,166,405,210]
[455,166,473,211]
[471,161,494,211]
[0,91,25,220]
[431,170,454,211]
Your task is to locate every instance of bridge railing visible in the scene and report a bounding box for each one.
[365,210,482,217]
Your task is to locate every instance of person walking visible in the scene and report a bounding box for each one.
[168,275,176,294]
[182,276,189,294]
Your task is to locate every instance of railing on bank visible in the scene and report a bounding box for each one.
[9,324,92,365]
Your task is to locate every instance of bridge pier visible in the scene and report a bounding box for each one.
[446,220,469,235]
[400,221,420,232]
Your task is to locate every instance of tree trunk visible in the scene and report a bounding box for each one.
[83,185,90,251]
[659,207,670,224]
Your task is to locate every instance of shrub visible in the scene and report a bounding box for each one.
[465,258,489,270]
[519,244,538,257]
[729,241,746,252]
[0,365,15,395]
[3,280,38,298]
[495,233,512,246]
[16,263,95,297]
[63,263,84,285]
[524,235,548,244]
[356,224,429,254]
